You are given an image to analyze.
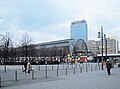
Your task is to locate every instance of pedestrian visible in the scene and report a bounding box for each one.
[23,60,28,73]
[27,61,32,73]
[106,59,112,75]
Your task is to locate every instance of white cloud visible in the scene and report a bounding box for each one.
[29,21,70,43]
[2,18,70,44]
[0,0,120,48]
[108,25,120,41]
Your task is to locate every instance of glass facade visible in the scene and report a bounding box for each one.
[70,20,88,42]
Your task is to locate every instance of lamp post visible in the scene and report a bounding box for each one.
[97,26,104,70]
[104,34,107,61]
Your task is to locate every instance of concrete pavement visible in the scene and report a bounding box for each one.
[0,63,120,89]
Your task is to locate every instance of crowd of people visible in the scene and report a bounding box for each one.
[22,58,115,75]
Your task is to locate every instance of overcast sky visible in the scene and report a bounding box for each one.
[0,0,120,46]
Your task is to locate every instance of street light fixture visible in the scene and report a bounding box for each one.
[97,26,104,70]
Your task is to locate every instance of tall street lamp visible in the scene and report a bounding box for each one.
[104,34,107,61]
[97,26,104,70]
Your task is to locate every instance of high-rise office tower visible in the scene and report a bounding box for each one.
[70,20,88,42]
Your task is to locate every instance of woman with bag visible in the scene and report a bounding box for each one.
[27,61,32,73]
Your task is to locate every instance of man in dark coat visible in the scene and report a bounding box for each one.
[106,59,112,75]
[23,60,27,73]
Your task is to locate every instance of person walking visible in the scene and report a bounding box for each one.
[27,61,32,73]
[106,59,112,75]
[23,60,28,73]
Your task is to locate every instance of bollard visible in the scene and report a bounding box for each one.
[95,65,97,71]
[0,76,1,87]
[15,70,17,81]
[22,66,24,71]
[79,64,80,68]
[66,68,68,75]
[57,68,58,76]
[101,63,104,70]
[86,66,88,72]
[52,64,53,70]
[45,65,47,78]
[80,67,82,73]
[74,67,75,74]
[85,63,87,70]
[38,66,40,71]
[63,64,64,69]
[4,65,6,72]
[91,64,93,72]
[83,66,85,72]
[32,70,34,80]
[58,64,59,69]
[99,65,100,70]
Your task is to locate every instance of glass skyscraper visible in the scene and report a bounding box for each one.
[70,20,88,42]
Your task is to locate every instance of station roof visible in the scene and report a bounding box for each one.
[97,54,120,57]
[34,38,88,54]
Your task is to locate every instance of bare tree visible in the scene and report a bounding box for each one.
[20,33,32,61]
[9,43,19,63]
[0,32,13,64]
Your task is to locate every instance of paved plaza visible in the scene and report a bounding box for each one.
[0,63,120,89]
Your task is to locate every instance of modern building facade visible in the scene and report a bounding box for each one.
[70,20,88,42]
[34,38,88,63]
[87,37,119,54]
[35,38,88,56]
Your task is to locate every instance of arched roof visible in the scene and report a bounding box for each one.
[73,39,88,54]
[35,38,88,55]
